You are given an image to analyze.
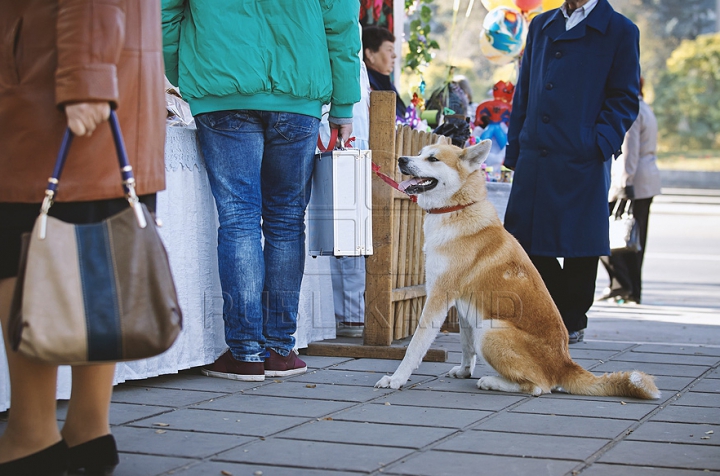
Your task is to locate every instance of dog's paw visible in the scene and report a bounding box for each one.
[447,365,472,379]
[477,376,504,391]
[375,375,405,389]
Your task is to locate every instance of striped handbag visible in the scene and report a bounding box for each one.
[8,112,182,364]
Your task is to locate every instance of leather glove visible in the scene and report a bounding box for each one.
[623,185,635,200]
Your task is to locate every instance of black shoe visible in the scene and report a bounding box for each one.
[0,440,68,476]
[597,287,629,302]
[67,435,118,475]
[568,329,585,344]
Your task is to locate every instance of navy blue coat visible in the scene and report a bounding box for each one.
[504,0,640,257]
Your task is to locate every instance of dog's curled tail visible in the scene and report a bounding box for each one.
[561,364,661,400]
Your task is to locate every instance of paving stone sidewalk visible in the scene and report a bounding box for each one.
[34,333,719,476]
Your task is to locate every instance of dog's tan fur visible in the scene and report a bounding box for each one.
[375,140,660,400]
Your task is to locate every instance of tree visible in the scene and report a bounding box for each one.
[653,33,720,150]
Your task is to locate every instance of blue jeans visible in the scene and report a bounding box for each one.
[196,110,320,362]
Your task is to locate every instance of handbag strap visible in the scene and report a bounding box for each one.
[38,110,147,239]
[612,199,634,219]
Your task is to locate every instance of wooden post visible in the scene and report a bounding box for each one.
[364,91,397,346]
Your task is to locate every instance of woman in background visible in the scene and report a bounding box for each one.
[601,77,662,305]
[362,26,407,123]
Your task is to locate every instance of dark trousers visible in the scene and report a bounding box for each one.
[600,197,653,303]
[529,255,599,333]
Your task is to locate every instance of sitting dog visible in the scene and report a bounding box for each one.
[375,140,660,400]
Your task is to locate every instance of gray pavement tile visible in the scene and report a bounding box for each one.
[631,344,720,357]
[447,351,462,364]
[582,464,720,476]
[541,389,675,405]
[575,358,605,369]
[124,371,266,393]
[277,419,455,448]
[249,381,393,402]
[383,450,577,476]
[511,398,658,420]
[475,412,633,439]
[434,430,610,461]
[331,402,492,428]
[626,421,720,446]
[591,361,711,378]
[95,402,174,426]
[113,453,190,476]
[569,348,622,361]
[215,439,413,473]
[707,368,720,379]
[573,341,634,351]
[653,375,698,392]
[690,379,720,393]
[193,393,354,418]
[598,440,720,470]
[429,332,462,348]
[299,355,355,369]
[112,426,252,458]
[131,408,307,437]
[377,388,525,411]
[290,369,433,387]
[415,375,530,396]
[674,391,720,408]
[174,461,359,476]
[651,405,720,425]
[111,384,223,407]
[332,358,452,376]
[613,351,720,366]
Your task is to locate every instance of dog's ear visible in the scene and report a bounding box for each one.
[461,139,492,170]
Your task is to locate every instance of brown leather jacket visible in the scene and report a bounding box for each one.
[0,0,166,203]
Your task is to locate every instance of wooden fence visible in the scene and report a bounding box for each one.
[307,91,449,360]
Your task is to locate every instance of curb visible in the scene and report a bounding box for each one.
[659,170,720,189]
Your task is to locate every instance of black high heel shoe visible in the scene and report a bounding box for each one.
[67,435,119,476]
[0,440,69,476]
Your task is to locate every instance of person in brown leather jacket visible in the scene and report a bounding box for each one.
[0,1,166,475]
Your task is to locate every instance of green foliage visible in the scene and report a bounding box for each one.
[653,33,720,150]
[404,0,440,72]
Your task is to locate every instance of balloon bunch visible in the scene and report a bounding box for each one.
[479,0,563,65]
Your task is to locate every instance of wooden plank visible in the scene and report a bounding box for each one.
[394,197,409,339]
[305,342,447,362]
[391,284,426,301]
[391,196,401,291]
[364,91,397,347]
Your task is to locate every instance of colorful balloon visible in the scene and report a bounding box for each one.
[513,0,542,11]
[480,6,528,64]
[480,0,516,12]
[480,31,516,65]
[541,0,564,11]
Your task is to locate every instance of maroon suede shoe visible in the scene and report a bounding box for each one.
[264,349,307,377]
[202,350,265,381]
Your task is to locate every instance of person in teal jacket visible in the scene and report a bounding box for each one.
[162,0,361,381]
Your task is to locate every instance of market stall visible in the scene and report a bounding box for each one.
[0,125,336,412]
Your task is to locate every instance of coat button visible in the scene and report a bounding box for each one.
[542,115,550,123]
[540,149,548,157]
[555,51,562,58]
[545,83,553,90]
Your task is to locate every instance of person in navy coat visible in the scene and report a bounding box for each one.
[503,0,640,344]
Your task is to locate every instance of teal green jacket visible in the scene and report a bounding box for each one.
[162,0,361,120]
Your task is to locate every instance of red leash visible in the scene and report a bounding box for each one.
[318,132,417,203]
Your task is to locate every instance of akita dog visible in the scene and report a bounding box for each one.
[375,140,660,400]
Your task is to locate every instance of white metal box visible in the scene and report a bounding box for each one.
[307,149,373,257]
